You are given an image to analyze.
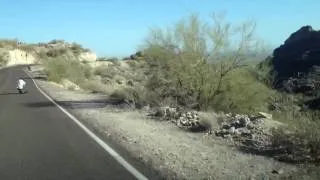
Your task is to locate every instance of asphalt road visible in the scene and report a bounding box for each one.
[0,67,146,180]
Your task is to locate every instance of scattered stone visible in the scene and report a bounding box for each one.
[148,106,205,131]
[228,126,235,134]
[222,123,231,129]
[239,116,251,127]
[251,118,265,125]
[235,128,250,135]
[258,112,272,119]
[215,113,268,143]
[223,134,232,139]
[272,169,284,175]
[142,105,151,112]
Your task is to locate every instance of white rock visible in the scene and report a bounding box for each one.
[258,112,272,119]
[229,126,236,134]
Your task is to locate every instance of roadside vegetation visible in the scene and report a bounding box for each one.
[0,51,9,67]
[6,12,318,165]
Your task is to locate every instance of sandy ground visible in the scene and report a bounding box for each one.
[27,67,319,180]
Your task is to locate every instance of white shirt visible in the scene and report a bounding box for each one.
[17,79,26,89]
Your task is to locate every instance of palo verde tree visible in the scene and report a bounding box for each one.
[142,12,264,110]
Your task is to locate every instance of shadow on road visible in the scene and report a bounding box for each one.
[23,99,126,109]
[0,92,21,95]
[21,76,48,80]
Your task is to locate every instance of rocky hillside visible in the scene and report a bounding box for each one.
[0,39,97,66]
[269,26,320,96]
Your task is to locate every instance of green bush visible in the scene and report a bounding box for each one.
[142,12,263,111]
[211,67,276,113]
[43,58,68,82]
[135,51,144,57]
[43,57,93,84]
[254,56,276,86]
[109,87,148,108]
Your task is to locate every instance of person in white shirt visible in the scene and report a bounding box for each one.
[17,78,26,93]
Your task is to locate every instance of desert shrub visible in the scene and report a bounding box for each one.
[237,92,320,164]
[46,48,68,57]
[43,58,68,82]
[123,57,131,61]
[83,48,90,52]
[101,77,112,85]
[135,51,144,57]
[19,44,35,52]
[211,67,276,113]
[43,57,93,84]
[101,57,121,66]
[264,112,320,164]
[71,42,83,56]
[94,65,118,79]
[142,12,264,110]
[83,65,93,79]
[0,51,9,66]
[97,57,108,61]
[37,50,48,59]
[48,39,65,44]
[106,57,119,62]
[109,86,148,108]
[254,56,277,87]
[126,60,138,68]
[0,39,19,49]
[80,80,106,93]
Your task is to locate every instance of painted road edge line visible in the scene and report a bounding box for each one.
[27,72,149,180]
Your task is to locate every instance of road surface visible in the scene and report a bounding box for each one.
[0,66,148,180]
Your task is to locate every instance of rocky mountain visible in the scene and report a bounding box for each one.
[268,25,320,96]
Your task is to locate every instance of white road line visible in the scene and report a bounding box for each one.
[26,71,149,180]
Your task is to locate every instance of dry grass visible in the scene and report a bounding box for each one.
[268,111,320,164]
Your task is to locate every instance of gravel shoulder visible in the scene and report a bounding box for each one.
[27,67,319,180]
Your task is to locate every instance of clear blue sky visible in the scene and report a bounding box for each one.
[0,0,319,57]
